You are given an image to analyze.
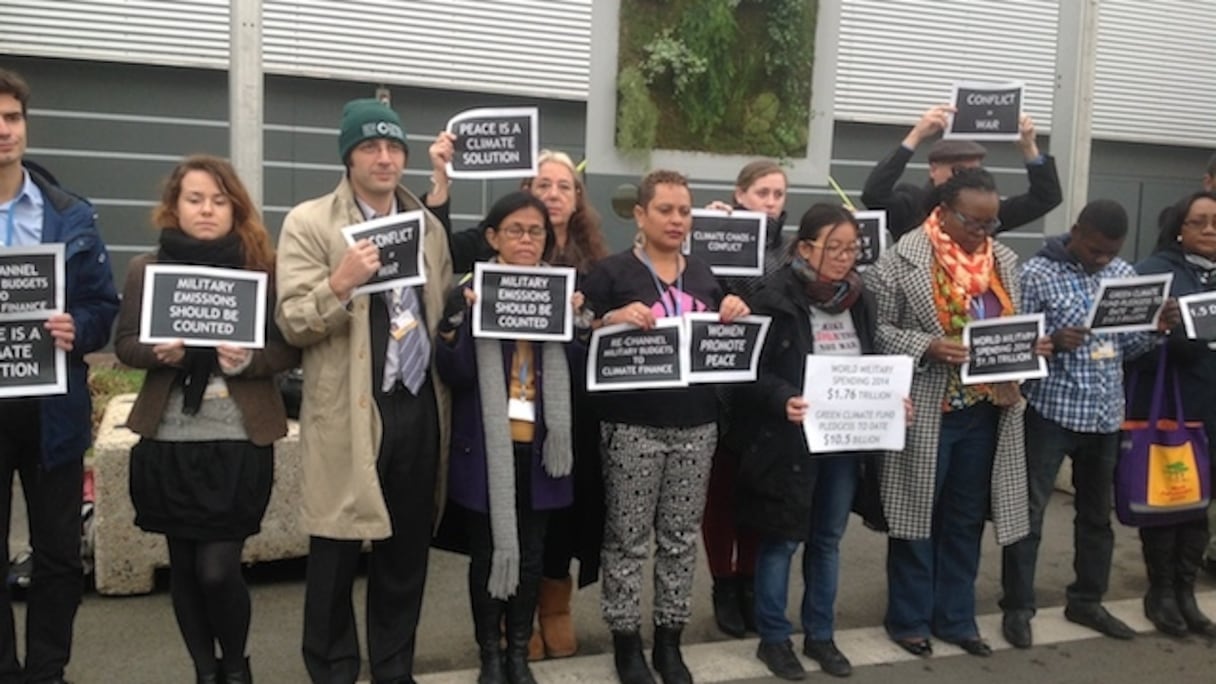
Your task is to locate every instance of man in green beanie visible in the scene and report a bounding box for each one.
[276,96,456,684]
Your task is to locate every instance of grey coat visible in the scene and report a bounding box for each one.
[863,229,1030,545]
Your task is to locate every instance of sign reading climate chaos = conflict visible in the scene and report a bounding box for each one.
[961,313,1047,385]
[139,264,268,348]
[446,107,539,180]
[1086,273,1173,334]
[341,210,427,296]
[802,355,913,454]
[472,263,576,342]
[0,244,65,318]
[684,313,770,383]
[685,209,768,277]
[946,80,1024,141]
[588,318,687,392]
[0,317,66,398]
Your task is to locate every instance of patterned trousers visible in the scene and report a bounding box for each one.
[599,421,717,632]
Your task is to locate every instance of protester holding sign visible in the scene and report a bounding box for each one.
[1000,200,1164,650]
[1125,191,1216,638]
[866,168,1049,658]
[0,69,119,684]
[729,204,877,679]
[581,170,749,684]
[433,191,587,684]
[860,103,1062,240]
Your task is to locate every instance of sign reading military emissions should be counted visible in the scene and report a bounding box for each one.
[446,107,539,180]
[802,355,913,454]
[341,211,427,296]
[0,244,65,318]
[961,313,1047,385]
[684,313,770,383]
[945,81,1024,141]
[139,264,268,348]
[1086,273,1173,334]
[588,318,688,392]
[684,209,767,277]
[1180,291,1216,340]
[472,263,576,342]
[852,210,888,266]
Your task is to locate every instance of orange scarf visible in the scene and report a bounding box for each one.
[924,208,1012,334]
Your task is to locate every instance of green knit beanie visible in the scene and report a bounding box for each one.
[338,98,408,163]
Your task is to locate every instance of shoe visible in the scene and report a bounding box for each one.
[222,657,252,684]
[504,578,540,684]
[893,637,932,657]
[1144,588,1189,637]
[473,588,507,684]
[1176,588,1216,638]
[1174,526,1216,638]
[711,576,746,638]
[198,675,220,684]
[739,576,757,633]
[950,637,992,657]
[612,630,657,684]
[803,639,851,677]
[652,624,692,684]
[1064,603,1135,640]
[538,575,578,657]
[1002,610,1033,649]
[756,640,806,681]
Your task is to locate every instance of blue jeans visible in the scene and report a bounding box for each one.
[1000,406,1118,612]
[754,456,858,643]
[885,402,998,642]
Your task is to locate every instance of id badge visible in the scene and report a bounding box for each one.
[203,376,230,400]
[391,309,419,340]
[1091,340,1117,361]
[508,398,536,423]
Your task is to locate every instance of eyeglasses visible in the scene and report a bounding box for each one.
[498,225,547,240]
[951,209,1002,234]
[805,239,862,258]
[1183,216,1216,230]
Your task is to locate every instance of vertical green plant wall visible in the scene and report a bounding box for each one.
[616,0,817,159]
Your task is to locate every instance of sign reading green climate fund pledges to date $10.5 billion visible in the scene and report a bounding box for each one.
[802,355,913,454]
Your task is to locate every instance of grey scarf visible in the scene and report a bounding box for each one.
[475,336,573,600]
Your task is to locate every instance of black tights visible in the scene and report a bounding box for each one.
[167,537,249,675]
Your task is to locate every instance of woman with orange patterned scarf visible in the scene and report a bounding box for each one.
[865,168,1050,658]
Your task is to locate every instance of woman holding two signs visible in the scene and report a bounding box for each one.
[114,155,299,683]
[581,170,749,684]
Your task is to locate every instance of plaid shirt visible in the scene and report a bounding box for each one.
[1019,251,1157,433]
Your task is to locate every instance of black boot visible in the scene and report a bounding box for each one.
[652,624,692,684]
[505,579,540,684]
[738,576,757,634]
[612,630,656,684]
[197,674,219,684]
[1141,527,1188,637]
[471,586,507,684]
[221,657,252,684]
[1176,524,1216,638]
[711,576,746,638]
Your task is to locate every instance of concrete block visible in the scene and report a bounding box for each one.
[92,394,307,595]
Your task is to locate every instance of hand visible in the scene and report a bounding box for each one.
[439,286,473,337]
[1034,334,1054,359]
[706,200,733,213]
[1160,298,1182,330]
[153,339,186,367]
[718,295,750,323]
[329,239,381,300]
[786,396,808,424]
[216,344,252,375]
[1018,114,1040,159]
[429,131,456,173]
[1050,326,1089,352]
[44,313,75,352]
[903,104,954,148]
[605,302,655,330]
[926,337,969,365]
[571,291,585,314]
[904,397,915,423]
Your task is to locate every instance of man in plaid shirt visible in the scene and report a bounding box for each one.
[998,199,1163,649]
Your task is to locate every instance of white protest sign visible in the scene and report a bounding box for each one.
[139,264,268,348]
[684,313,770,383]
[684,209,768,277]
[802,355,913,453]
[945,81,1024,141]
[587,317,688,392]
[852,210,888,267]
[0,318,66,398]
[1085,273,1172,334]
[0,244,65,319]
[1179,291,1216,340]
[446,107,539,179]
[961,313,1047,384]
[472,262,576,342]
[340,211,427,296]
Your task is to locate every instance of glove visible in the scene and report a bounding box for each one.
[438,285,470,335]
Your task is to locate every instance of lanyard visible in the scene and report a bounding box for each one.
[518,356,529,400]
[971,294,986,320]
[4,205,13,247]
[636,247,682,317]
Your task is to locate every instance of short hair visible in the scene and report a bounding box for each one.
[937,167,999,207]
[482,190,556,261]
[1157,191,1216,250]
[637,169,690,208]
[1075,199,1129,240]
[796,203,859,243]
[734,160,786,193]
[0,68,31,116]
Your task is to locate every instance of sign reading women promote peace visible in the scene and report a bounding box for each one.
[0,245,67,397]
[341,210,427,295]
[139,264,267,348]
[684,209,767,277]
[588,318,687,391]
[0,245,64,317]
[472,263,576,342]
[684,313,770,383]
[961,313,1047,384]
[446,107,539,179]
[802,355,913,454]
[852,210,888,266]
[1086,273,1173,334]
[946,81,1024,141]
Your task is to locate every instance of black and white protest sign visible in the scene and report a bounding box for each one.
[446,107,539,179]
[946,81,1024,141]
[472,263,576,342]
[684,209,767,277]
[684,313,770,383]
[139,265,268,348]
[0,244,64,319]
[1180,292,1216,340]
[1086,273,1172,334]
[852,210,888,266]
[0,317,66,398]
[341,211,427,296]
[961,313,1047,385]
[588,318,688,392]
[802,355,913,454]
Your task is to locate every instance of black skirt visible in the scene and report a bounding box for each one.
[129,438,273,541]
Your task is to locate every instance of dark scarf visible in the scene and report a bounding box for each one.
[157,228,246,414]
[1185,252,1216,288]
[790,255,863,315]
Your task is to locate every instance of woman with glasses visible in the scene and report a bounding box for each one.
[733,204,884,680]
[1126,191,1216,638]
[866,167,1046,658]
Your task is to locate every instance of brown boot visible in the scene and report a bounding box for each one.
[537,576,578,658]
[527,624,544,662]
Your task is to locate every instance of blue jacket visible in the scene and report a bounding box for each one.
[26,164,120,469]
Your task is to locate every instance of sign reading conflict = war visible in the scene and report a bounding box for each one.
[0,244,65,319]
[139,264,267,348]
[341,211,427,296]
[961,313,1047,385]
[685,209,767,277]
[946,81,1024,141]
[0,245,67,398]
[472,263,576,342]
[588,318,687,392]
[446,107,539,179]
[684,313,770,383]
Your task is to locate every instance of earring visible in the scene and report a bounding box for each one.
[1178,234,1184,242]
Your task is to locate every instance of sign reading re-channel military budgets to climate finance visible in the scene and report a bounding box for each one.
[446,107,539,179]
[139,264,267,348]
[472,263,576,342]
[802,355,913,454]
[0,245,67,398]
[588,318,687,392]
[0,245,64,317]
[684,209,767,277]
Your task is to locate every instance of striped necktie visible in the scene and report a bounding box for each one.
[385,286,430,394]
